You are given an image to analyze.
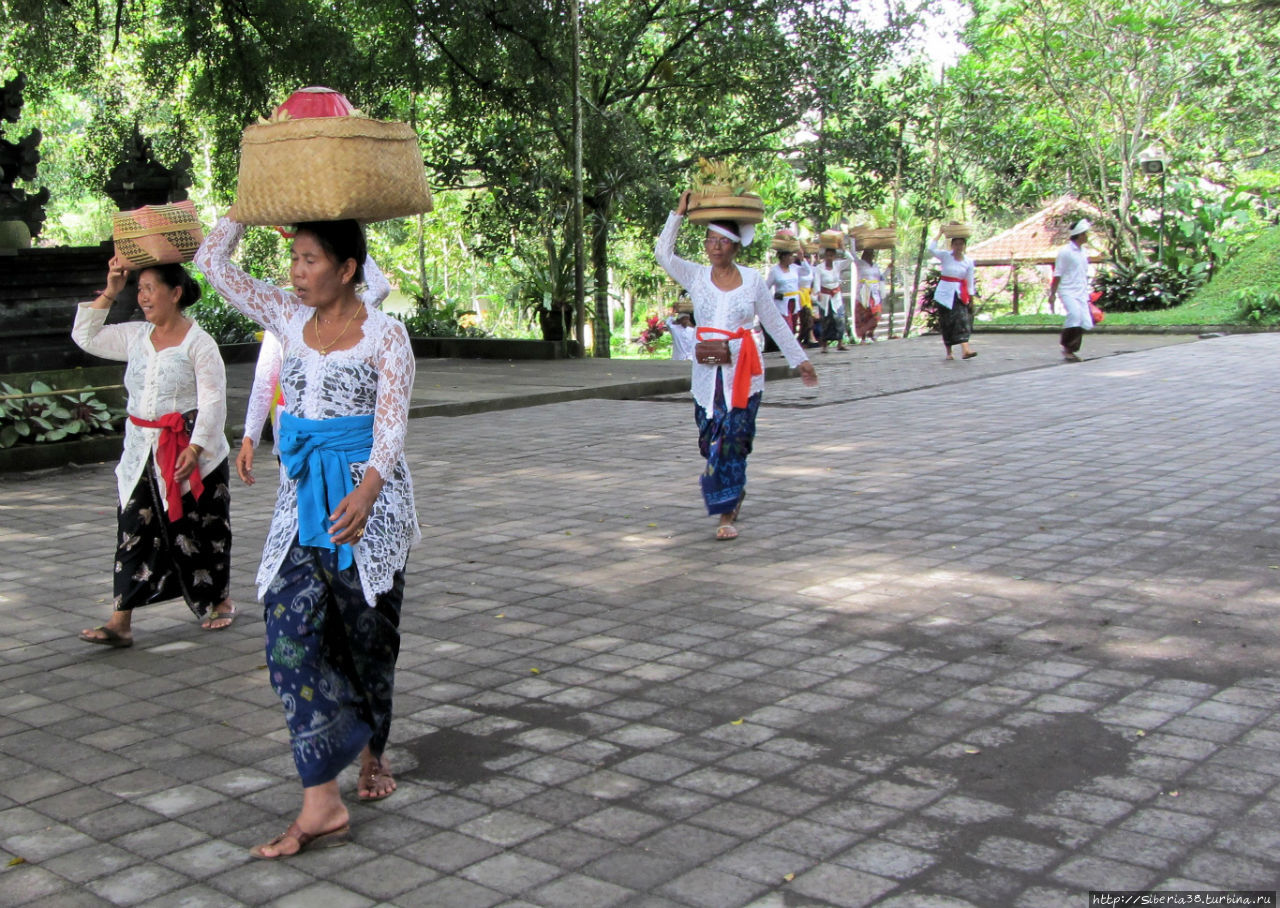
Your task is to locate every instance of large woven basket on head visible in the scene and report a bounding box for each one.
[819,229,844,250]
[859,227,898,250]
[940,222,973,239]
[236,115,434,225]
[112,201,204,267]
[687,192,765,226]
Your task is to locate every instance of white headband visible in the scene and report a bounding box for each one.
[706,222,756,247]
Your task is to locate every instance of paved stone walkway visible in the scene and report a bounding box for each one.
[3,333,1278,906]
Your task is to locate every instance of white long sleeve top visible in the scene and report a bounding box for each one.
[929,242,976,310]
[242,256,391,447]
[72,305,230,513]
[655,212,808,412]
[196,217,420,606]
[812,257,856,315]
[855,259,885,305]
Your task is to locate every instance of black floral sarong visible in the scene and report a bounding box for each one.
[938,302,972,346]
[114,456,232,617]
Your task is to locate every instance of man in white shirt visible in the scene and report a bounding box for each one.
[1048,219,1094,362]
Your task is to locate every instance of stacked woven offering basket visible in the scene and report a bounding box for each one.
[235,86,434,225]
[940,222,973,240]
[687,191,765,226]
[853,226,898,250]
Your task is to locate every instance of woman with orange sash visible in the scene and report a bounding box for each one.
[71,257,234,647]
[656,191,818,541]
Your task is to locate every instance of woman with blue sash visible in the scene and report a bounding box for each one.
[196,213,420,859]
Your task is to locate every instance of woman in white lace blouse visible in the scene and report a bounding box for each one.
[236,255,390,485]
[71,258,235,647]
[656,190,818,541]
[196,213,419,859]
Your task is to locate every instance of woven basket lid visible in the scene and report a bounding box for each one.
[276,87,356,119]
[941,222,973,239]
[771,229,800,253]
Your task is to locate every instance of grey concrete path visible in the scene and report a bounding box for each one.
[4,332,1279,907]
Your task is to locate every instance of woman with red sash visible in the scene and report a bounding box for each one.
[656,191,818,541]
[928,232,977,360]
[71,258,235,648]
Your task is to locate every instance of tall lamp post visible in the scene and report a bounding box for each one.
[1138,142,1168,263]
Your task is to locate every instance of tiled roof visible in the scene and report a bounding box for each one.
[969,196,1107,266]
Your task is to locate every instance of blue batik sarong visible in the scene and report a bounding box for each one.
[264,541,405,787]
[694,373,761,515]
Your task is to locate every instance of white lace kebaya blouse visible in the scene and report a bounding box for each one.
[71,306,230,514]
[196,217,420,607]
[656,212,809,412]
[242,256,390,447]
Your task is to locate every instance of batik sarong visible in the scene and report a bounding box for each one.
[938,301,972,346]
[264,540,405,787]
[694,373,761,515]
[114,456,231,617]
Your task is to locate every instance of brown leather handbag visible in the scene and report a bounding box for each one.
[694,339,731,365]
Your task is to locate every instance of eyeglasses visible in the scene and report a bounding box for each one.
[704,236,735,247]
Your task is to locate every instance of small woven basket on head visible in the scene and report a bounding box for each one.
[771,229,800,253]
[112,201,204,267]
[940,222,973,240]
[687,192,765,226]
[859,227,898,250]
[819,229,844,250]
[236,117,434,225]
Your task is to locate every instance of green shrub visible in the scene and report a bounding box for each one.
[392,292,489,338]
[0,380,124,448]
[1235,286,1280,324]
[1093,260,1207,312]
[1186,224,1280,310]
[188,294,260,345]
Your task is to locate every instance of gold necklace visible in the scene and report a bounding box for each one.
[312,303,362,355]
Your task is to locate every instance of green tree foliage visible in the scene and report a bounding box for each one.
[948,0,1280,262]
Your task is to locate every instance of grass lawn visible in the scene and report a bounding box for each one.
[984,292,1243,327]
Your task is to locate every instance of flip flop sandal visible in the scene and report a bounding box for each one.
[251,822,350,860]
[715,525,739,541]
[79,626,133,648]
[201,606,237,631]
[963,351,978,359]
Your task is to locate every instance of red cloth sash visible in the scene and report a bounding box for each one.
[696,325,762,409]
[940,275,970,305]
[129,412,204,521]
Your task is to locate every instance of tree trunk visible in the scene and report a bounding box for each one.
[592,205,611,358]
[902,223,930,336]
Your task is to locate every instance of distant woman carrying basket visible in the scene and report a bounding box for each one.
[656,189,818,541]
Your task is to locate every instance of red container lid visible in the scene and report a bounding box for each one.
[274,87,355,119]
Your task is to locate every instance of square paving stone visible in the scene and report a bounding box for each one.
[834,840,938,879]
[788,863,898,908]
[516,827,617,871]
[970,835,1063,873]
[389,875,505,908]
[659,866,769,908]
[458,851,562,895]
[266,882,375,908]
[458,809,553,847]
[396,830,503,872]
[528,872,635,908]
[86,862,188,905]
[331,854,439,899]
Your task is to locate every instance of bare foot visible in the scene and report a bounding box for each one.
[358,754,397,801]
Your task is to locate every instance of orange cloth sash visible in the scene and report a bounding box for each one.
[696,326,762,409]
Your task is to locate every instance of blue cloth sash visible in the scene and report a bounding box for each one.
[277,410,375,571]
